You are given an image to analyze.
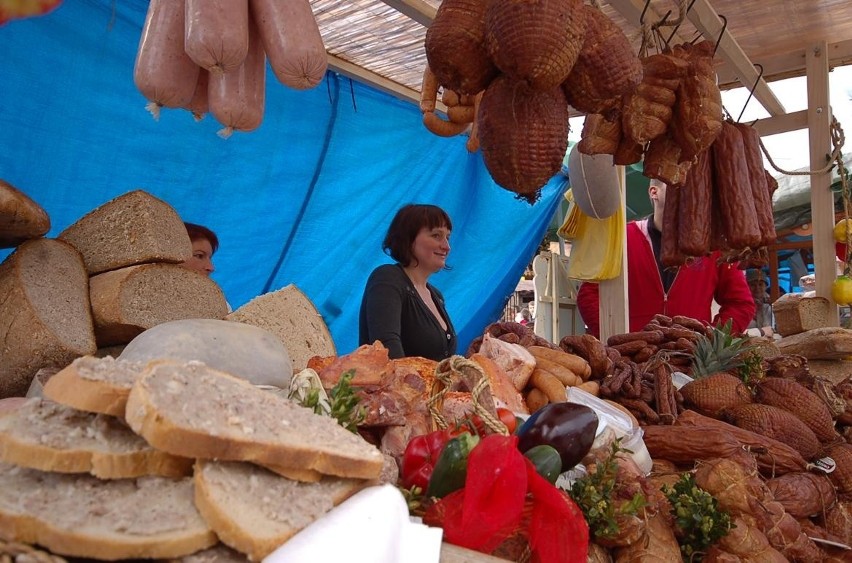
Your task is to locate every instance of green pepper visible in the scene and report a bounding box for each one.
[426,432,479,498]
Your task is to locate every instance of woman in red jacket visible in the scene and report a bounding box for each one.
[576,180,755,338]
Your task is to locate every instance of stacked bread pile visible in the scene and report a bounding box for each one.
[0,188,229,398]
[0,356,384,560]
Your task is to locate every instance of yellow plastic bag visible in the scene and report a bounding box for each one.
[558,188,625,281]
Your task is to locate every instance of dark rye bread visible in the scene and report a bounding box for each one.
[89,263,229,347]
[43,355,145,417]
[0,179,50,248]
[0,462,216,560]
[193,460,366,561]
[125,361,384,480]
[0,238,96,399]
[0,398,192,478]
[58,190,191,275]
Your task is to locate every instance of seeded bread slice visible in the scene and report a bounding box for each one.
[125,361,384,480]
[0,398,192,479]
[57,189,191,275]
[43,355,145,417]
[0,462,216,560]
[193,460,366,561]
[0,238,96,398]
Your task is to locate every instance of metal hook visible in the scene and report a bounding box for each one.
[665,0,697,45]
[713,15,727,56]
[639,0,651,25]
[737,63,764,123]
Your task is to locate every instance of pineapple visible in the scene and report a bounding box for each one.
[690,320,752,378]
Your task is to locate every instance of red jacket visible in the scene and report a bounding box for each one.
[576,219,755,338]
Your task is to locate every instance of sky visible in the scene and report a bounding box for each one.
[567,64,852,173]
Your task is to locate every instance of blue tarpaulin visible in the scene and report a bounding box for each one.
[0,0,565,354]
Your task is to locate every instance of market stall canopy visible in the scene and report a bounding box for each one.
[0,0,564,356]
[321,0,852,119]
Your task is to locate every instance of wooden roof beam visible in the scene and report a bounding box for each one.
[717,39,852,89]
[376,0,435,26]
[685,0,786,116]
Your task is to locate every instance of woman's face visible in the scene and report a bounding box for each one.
[182,238,215,276]
[411,225,450,273]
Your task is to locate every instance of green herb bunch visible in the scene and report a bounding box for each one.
[663,473,731,560]
[567,440,646,541]
[329,370,366,433]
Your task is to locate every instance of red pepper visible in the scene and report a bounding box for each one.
[400,428,452,490]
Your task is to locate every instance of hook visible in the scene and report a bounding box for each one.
[639,0,651,25]
[713,15,727,56]
[737,63,764,123]
[665,0,697,45]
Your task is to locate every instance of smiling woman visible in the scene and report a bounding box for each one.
[358,204,457,361]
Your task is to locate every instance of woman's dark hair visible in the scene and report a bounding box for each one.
[184,222,219,255]
[382,204,452,267]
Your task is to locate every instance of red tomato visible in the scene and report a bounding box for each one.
[497,408,517,434]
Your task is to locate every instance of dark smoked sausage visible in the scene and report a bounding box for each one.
[734,122,777,247]
[677,149,712,256]
[712,121,761,249]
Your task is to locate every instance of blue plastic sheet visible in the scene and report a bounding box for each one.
[0,0,564,354]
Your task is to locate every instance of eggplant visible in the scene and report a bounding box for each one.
[517,402,598,470]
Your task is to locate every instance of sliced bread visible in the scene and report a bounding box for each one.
[0,179,50,248]
[0,462,216,559]
[193,460,366,561]
[118,318,293,388]
[0,398,192,478]
[226,284,336,372]
[57,189,191,275]
[167,544,249,563]
[772,292,831,337]
[0,238,96,399]
[125,361,384,480]
[89,263,229,346]
[43,355,145,417]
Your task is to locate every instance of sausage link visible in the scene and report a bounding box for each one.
[677,149,712,256]
[734,122,777,247]
[712,121,761,249]
[607,330,666,346]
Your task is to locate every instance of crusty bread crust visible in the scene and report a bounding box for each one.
[0,463,216,560]
[0,399,191,479]
[193,461,366,561]
[43,355,143,417]
[125,362,384,480]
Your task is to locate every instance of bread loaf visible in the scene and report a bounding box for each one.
[0,238,96,398]
[90,263,229,346]
[776,327,852,360]
[0,398,192,478]
[43,355,145,417]
[226,284,336,372]
[118,318,293,388]
[0,462,216,559]
[58,189,191,275]
[193,460,366,561]
[772,292,831,337]
[125,361,384,479]
[0,179,50,248]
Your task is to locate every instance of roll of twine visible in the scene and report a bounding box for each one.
[427,355,508,435]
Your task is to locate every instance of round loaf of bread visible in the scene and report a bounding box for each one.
[567,143,620,219]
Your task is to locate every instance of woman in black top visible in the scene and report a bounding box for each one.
[359,204,457,361]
